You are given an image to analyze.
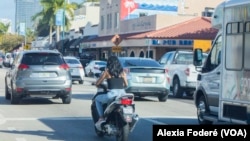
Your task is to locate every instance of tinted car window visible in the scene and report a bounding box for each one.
[22,53,64,65]
[95,62,107,65]
[120,59,161,67]
[65,58,80,64]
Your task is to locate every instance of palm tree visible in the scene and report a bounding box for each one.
[32,0,77,44]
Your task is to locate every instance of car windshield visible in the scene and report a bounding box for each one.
[120,59,161,67]
[22,53,64,65]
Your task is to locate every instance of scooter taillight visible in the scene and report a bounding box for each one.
[120,98,132,105]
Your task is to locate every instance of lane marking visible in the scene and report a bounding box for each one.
[16,138,26,141]
[2,116,196,121]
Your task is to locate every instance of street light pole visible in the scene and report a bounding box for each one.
[62,0,66,55]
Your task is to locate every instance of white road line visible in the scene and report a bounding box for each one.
[16,138,26,141]
[2,116,196,122]
[8,127,16,131]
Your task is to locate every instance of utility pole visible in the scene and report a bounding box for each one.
[62,0,66,55]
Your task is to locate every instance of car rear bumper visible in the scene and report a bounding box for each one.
[126,87,170,96]
[13,81,72,98]
[71,75,84,81]
[184,81,197,88]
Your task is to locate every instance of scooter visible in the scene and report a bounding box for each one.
[91,83,139,141]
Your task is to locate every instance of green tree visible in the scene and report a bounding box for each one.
[32,0,77,44]
[0,22,9,35]
[85,0,100,2]
[26,28,36,44]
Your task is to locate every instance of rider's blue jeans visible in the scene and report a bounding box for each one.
[95,89,126,118]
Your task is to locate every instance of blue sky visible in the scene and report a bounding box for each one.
[0,0,85,32]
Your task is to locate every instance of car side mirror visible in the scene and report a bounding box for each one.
[193,49,203,66]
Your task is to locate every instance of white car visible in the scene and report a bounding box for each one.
[64,56,85,84]
[3,53,14,67]
[85,60,107,77]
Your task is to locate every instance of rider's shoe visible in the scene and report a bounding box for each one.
[95,119,106,131]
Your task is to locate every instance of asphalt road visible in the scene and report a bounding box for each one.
[0,67,198,141]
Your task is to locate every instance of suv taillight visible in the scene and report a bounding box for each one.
[18,64,29,70]
[123,68,130,74]
[185,68,190,76]
[59,64,69,70]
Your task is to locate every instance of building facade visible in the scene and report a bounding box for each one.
[15,0,42,34]
[80,0,224,60]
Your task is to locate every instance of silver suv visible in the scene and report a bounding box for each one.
[5,50,72,104]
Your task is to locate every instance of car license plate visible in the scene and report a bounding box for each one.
[70,69,74,72]
[30,73,56,77]
[123,107,133,114]
[143,77,152,83]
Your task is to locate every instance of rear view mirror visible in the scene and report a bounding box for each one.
[193,49,203,66]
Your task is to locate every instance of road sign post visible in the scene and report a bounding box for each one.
[111,34,122,54]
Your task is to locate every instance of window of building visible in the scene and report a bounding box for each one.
[139,51,144,57]
[101,15,104,30]
[114,12,119,29]
[130,51,135,57]
[202,7,214,17]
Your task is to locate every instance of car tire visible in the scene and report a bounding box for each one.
[5,81,11,100]
[62,93,72,104]
[158,93,168,102]
[11,89,20,104]
[197,95,213,124]
[172,77,184,98]
[79,80,84,84]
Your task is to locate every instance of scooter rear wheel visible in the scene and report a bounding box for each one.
[116,123,129,141]
[95,126,104,137]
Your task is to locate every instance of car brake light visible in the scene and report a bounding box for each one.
[94,66,99,70]
[18,64,29,70]
[165,68,169,74]
[185,68,190,76]
[120,98,132,105]
[65,87,71,92]
[123,68,130,74]
[60,64,69,70]
[78,65,83,69]
[16,87,23,93]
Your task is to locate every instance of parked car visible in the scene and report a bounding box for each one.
[5,50,72,104]
[85,60,107,77]
[3,52,14,67]
[118,57,170,102]
[64,56,85,84]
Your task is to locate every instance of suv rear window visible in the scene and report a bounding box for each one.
[121,59,161,67]
[22,53,64,65]
[65,58,79,64]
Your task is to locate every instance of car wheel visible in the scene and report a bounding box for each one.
[197,95,213,124]
[158,93,168,102]
[79,80,83,84]
[62,93,72,104]
[11,88,20,105]
[172,77,184,98]
[5,81,11,100]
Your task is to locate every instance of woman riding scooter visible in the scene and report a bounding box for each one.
[94,55,128,131]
